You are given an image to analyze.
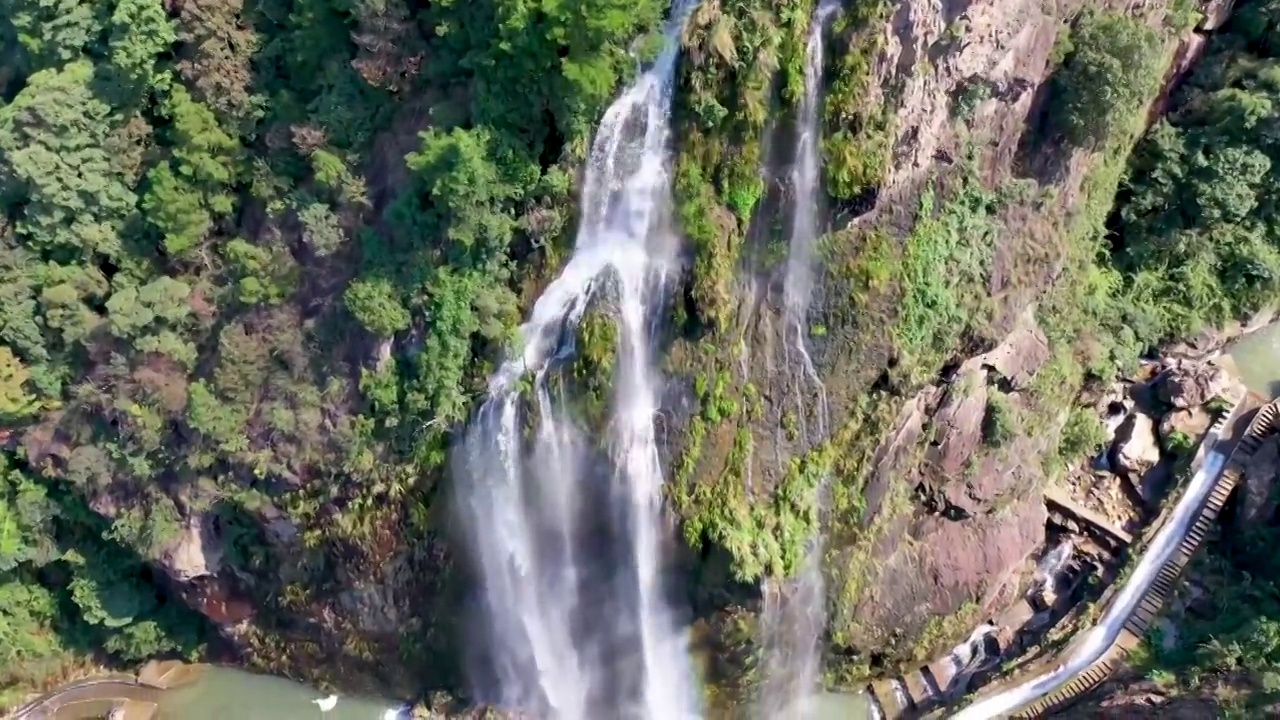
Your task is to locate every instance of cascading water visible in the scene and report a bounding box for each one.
[1033,540,1074,589]
[452,3,700,719]
[757,2,841,716]
[780,0,841,439]
[944,624,999,698]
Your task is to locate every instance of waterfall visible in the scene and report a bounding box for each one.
[452,2,701,719]
[945,624,1000,697]
[1033,540,1074,590]
[758,3,841,716]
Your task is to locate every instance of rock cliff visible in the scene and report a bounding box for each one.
[665,0,1230,695]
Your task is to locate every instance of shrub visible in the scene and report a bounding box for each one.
[1165,429,1195,455]
[982,394,1016,447]
[1059,406,1107,461]
[1052,11,1164,147]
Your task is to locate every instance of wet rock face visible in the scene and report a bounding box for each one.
[338,573,409,635]
[840,493,1046,653]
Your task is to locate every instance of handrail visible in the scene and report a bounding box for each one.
[952,399,1279,718]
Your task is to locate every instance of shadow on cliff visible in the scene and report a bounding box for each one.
[1011,69,1076,188]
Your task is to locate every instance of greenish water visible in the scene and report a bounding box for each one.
[808,691,879,719]
[156,667,402,720]
[1228,322,1280,399]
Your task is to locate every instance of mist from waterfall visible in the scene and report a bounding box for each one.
[757,2,841,717]
[451,2,701,718]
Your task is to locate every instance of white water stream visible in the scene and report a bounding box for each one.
[453,3,700,718]
[952,441,1229,718]
[757,3,841,716]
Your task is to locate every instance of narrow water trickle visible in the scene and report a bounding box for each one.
[758,2,842,717]
[452,3,701,719]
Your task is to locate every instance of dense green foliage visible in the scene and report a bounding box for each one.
[0,0,667,700]
[821,0,893,201]
[1111,0,1280,342]
[1119,2,1280,712]
[674,0,816,331]
[1,0,1278,709]
[1136,500,1280,715]
[1051,11,1165,148]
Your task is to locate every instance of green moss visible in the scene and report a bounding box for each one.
[777,0,819,105]
[722,156,765,228]
[676,429,826,583]
[675,143,739,333]
[1164,429,1195,456]
[982,394,1016,448]
[675,415,708,488]
[913,600,981,662]
[894,177,999,381]
[820,228,899,315]
[569,309,619,428]
[822,1,894,200]
[1058,406,1106,462]
[782,411,800,441]
[668,356,828,582]
[697,371,740,422]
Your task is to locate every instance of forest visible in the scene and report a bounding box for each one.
[1117,0,1280,710]
[0,0,1278,713]
[0,0,672,702]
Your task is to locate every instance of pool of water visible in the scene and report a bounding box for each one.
[156,666,402,720]
[1227,322,1280,400]
[807,691,879,719]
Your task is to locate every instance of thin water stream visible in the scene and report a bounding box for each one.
[757,3,841,716]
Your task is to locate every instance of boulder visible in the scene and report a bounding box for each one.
[1157,360,1231,409]
[1159,406,1213,446]
[929,371,988,477]
[1111,412,1162,479]
[161,515,223,582]
[1199,0,1237,31]
[1095,383,1134,444]
[973,312,1051,390]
